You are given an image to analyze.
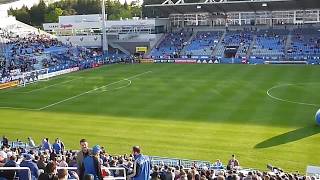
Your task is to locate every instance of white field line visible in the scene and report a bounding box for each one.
[0,106,37,111]
[266,83,320,107]
[37,71,152,110]
[22,78,81,94]
[100,79,132,92]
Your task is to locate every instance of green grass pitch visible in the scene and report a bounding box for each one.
[0,64,320,172]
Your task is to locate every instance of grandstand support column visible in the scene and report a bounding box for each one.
[102,0,108,57]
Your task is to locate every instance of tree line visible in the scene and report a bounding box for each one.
[8,0,142,27]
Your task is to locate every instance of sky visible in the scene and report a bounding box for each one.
[119,0,143,5]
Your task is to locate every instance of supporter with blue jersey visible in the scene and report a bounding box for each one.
[19,153,39,180]
[53,138,62,154]
[42,138,52,152]
[127,146,151,180]
[79,145,103,180]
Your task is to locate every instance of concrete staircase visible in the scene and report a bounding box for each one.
[284,32,292,58]
[212,31,226,56]
[246,35,257,57]
[180,30,197,55]
[108,41,131,55]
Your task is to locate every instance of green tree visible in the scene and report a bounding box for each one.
[45,7,63,23]
[8,6,31,24]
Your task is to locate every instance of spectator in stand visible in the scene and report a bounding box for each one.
[0,154,18,179]
[19,153,39,180]
[42,138,52,152]
[0,150,7,167]
[151,165,160,180]
[79,145,103,180]
[37,154,47,170]
[227,155,240,170]
[127,146,151,180]
[77,139,92,170]
[38,161,58,180]
[160,165,175,180]
[57,169,68,180]
[53,138,62,154]
[59,155,68,167]
[28,137,36,148]
[213,159,224,169]
[1,136,8,148]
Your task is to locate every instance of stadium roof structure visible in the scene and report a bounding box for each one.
[145,0,320,14]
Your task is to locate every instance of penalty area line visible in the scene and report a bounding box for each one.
[37,71,152,110]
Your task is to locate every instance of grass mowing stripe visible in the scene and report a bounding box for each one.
[1,64,320,172]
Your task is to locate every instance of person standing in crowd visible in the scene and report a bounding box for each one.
[37,155,47,170]
[0,149,7,167]
[19,154,39,180]
[53,138,62,154]
[0,154,18,179]
[79,145,103,180]
[227,155,240,170]
[38,162,58,180]
[213,159,224,169]
[1,136,8,148]
[76,139,91,171]
[28,137,36,148]
[127,146,151,180]
[160,165,174,180]
[42,138,52,152]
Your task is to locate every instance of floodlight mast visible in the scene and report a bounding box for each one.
[101,0,108,57]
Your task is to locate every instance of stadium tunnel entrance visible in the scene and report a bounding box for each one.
[224,46,239,58]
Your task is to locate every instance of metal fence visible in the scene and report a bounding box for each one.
[0,167,126,180]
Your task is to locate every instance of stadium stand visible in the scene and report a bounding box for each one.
[149,30,193,59]
[147,26,320,65]
[182,31,223,57]
[0,137,317,180]
[250,29,288,61]
[287,28,320,64]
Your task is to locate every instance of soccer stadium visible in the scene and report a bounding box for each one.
[0,0,320,179]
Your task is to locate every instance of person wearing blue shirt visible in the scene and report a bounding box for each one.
[42,138,52,152]
[127,146,151,180]
[52,138,62,154]
[79,145,103,180]
[19,154,39,180]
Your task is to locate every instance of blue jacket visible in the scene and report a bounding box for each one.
[80,156,102,180]
[43,142,51,151]
[52,143,61,154]
[133,154,151,180]
[19,160,39,180]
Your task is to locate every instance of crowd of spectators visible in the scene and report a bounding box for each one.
[0,136,316,180]
[0,31,106,84]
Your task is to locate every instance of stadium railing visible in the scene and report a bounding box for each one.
[0,167,126,180]
[57,167,127,180]
[306,166,320,178]
[0,167,31,180]
[150,156,212,170]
